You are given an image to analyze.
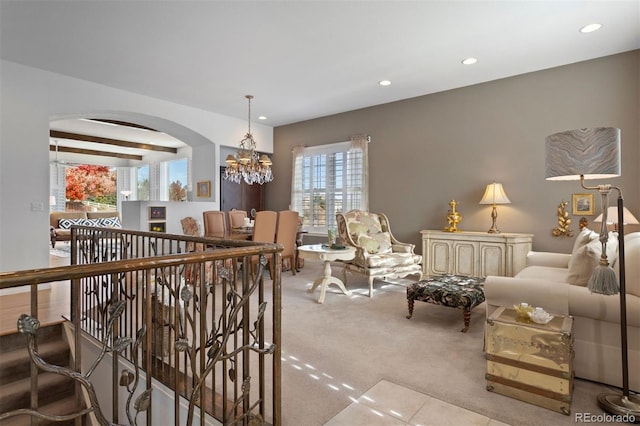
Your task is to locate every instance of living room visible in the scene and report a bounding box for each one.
[1,2,639,425]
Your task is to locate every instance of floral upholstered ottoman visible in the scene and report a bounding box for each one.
[406,275,485,332]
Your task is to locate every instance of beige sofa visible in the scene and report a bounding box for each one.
[50,211,121,248]
[484,231,640,392]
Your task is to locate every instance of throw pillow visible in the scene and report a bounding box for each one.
[357,232,392,254]
[58,218,86,229]
[567,232,619,286]
[97,217,122,228]
[84,218,101,226]
[571,227,598,256]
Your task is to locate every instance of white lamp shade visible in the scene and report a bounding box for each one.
[479,182,511,205]
[545,127,621,181]
[594,207,639,225]
[120,190,132,197]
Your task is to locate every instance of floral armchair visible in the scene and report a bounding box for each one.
[336,210,422,297]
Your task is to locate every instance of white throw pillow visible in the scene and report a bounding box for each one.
[567,232,619,286]
[571,227,598,256]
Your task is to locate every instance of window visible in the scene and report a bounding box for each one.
[291,137,369,233]
[166,158,188,201]
[137,165,150,201]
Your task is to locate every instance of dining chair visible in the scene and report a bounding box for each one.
[180,216,213,285]
[275,210,300,276]
[202,210,227,237]
[251,210,278,279]
[228,209,248,228]
[180,216,202,251]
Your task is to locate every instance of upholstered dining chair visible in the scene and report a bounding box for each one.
[228,209,248,228]
[202,210,227,237]
[180,216,202,251]
[250,210,278,279]
[275,210,300,275]
[180,216,213,285]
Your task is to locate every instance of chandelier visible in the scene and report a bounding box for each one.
[224,95,273,185]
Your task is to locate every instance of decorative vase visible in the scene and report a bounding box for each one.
[444,200,462,232]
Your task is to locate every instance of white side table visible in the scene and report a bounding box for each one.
[297,244,356,304]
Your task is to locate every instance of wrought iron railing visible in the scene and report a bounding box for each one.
[0,226,282,425]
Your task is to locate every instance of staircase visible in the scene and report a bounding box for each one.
[0,322,82,425]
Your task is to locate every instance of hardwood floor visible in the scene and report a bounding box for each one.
[0,250,70,336]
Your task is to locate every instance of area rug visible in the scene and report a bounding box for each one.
[273,262,617,426]
[49,244,71,257]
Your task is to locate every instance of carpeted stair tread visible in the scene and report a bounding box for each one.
[0,339,70,383]
[0,394,85,426]
[0,371,74,413]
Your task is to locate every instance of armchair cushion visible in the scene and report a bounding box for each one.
[357,231,392,254]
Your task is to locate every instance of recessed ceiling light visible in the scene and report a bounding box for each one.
[379,80,391,86]
[258,116,267,120]
[580,23,602,33]
[462,57,478,65]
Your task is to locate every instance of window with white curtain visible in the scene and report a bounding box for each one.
[291,135,369,234]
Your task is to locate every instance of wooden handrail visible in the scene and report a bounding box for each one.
[0,243,281,289]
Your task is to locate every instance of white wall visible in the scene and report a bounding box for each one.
[122,201,219,235]
[0,60,273,273]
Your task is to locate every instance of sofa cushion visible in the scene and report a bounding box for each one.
[567,232,618,286]
[624,236,640,297]
[516,265,569,282]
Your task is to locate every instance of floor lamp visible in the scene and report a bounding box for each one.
[545,127,639,418]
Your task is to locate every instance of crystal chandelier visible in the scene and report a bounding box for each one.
[224,95,273,185]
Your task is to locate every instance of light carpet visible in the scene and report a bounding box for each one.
[274,261,618,426]
[50,244,71,258]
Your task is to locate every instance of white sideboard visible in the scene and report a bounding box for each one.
[420,230,533,278]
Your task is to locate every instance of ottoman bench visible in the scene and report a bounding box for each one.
[406,274,486,332]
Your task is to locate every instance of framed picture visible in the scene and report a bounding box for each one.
[572,193,595,215]
[149,206,166,220]
[197,180,211,198]
[149,222,166,233]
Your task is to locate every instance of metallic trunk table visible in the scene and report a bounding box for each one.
[485,306,574,415]
[297,244,356,304]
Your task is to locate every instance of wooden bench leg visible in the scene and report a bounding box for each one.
[461,309,471,332]
[406,298,415,319]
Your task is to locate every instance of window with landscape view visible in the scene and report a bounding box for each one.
[65,164,116,211]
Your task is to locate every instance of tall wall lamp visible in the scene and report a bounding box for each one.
[545,127,638,418]
[479,182,511,233]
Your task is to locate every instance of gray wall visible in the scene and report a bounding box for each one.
[267,50,640,254]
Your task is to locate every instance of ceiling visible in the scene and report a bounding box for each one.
[2,1,639,131]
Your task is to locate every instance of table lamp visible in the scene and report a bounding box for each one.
[545,127,638,418]
[479,182,511,233]
[594,206,639,232]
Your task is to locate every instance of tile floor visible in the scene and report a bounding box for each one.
[325,380,510,426]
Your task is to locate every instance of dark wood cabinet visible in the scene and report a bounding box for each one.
[220,167,265,214]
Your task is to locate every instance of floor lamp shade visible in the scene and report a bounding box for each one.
[545,127,621,180]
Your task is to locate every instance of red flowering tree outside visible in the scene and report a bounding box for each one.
[66,165,116,204]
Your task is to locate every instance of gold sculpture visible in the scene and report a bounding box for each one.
[444,200,462,232]
[552,200,573,237]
